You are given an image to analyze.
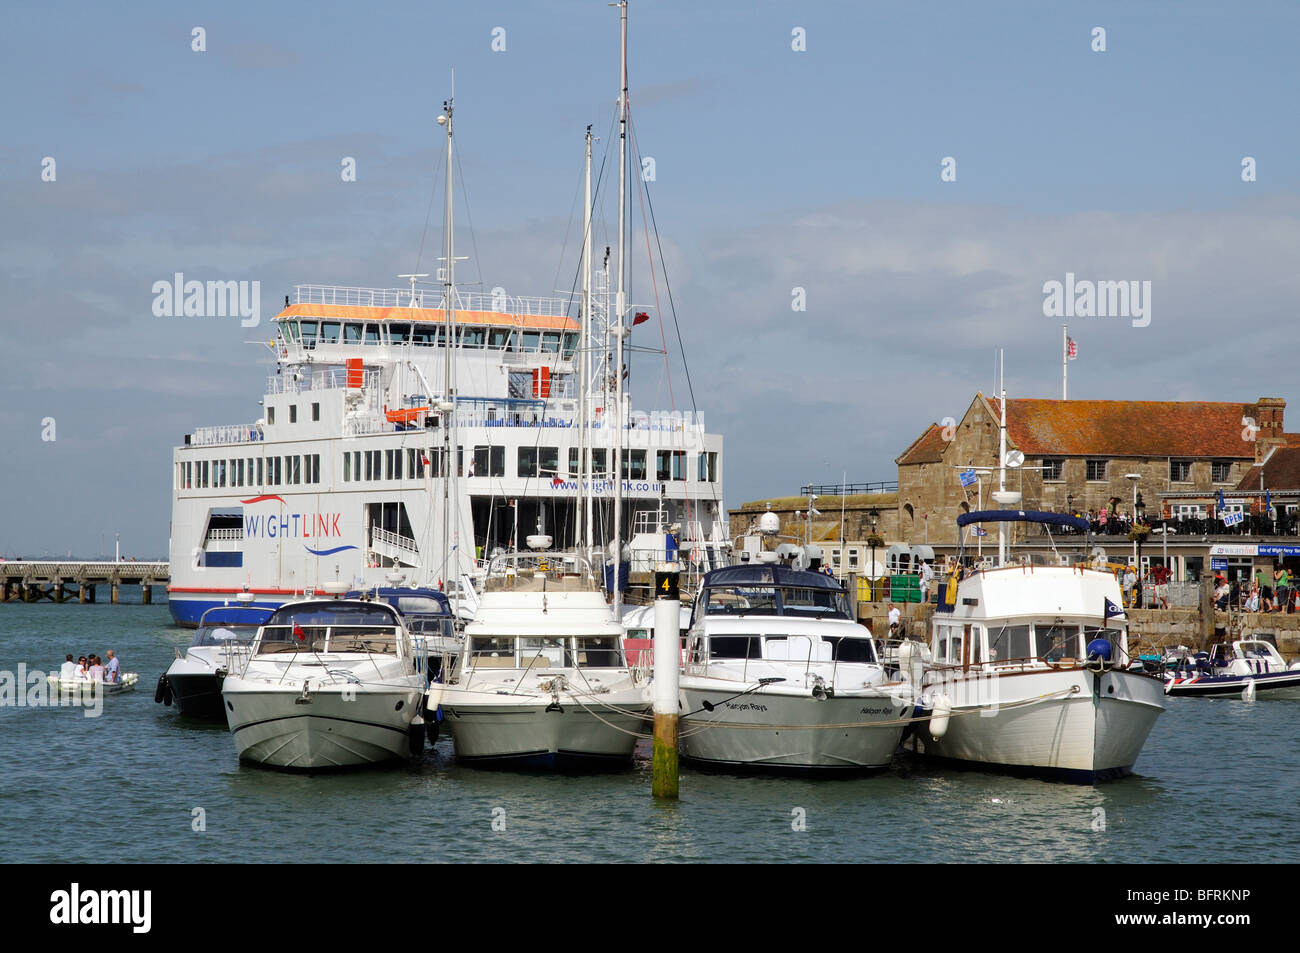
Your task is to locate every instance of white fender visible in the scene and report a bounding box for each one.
[1241,679,1257,702]
[930,693,952,740]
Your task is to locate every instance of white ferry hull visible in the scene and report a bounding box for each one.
[443,695,649,767]
[678,682,910,770]
[916,668,1165,783]
[222,682,422,769]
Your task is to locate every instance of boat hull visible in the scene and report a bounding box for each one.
[678,682,910,771]
[1165,667,1300,697]
[162,672,227,718]
[915,667,1165,783]
[47,674,138,697]
[222,682,422,769]
[443,696,649,767]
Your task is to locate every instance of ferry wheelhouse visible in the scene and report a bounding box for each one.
[167,285,729,624]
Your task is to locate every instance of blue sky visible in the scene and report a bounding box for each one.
[3,1,1300,557]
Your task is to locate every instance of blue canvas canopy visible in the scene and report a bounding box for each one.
[956,509,1089,533]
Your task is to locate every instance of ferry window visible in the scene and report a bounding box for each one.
[577,637,622,667]
[364,323,381,345]
[343,322,363,344]
[288,456,302,485]
[256,458,263,485]
[709,636,763,660]
[289,405,297,424]
[569,447,579,475]
[518,446,538,478]
[541,331,561,353]
[488,328,513,349]
[271,456,282,485]
[352,451,361,480]
[312,402,320,422]
[1034,623,1078,661]
[184,462,192,489]
[521,330,540,351]
[344,453,351,482]
[215,460,225,487]
[411,323,437,346]
[389,322,411,345]
[823,636,876,664]
[461,326,486,348]
[697,451,718,482]
[320,321,341,344]
[622,449,647,480]
[561,332,578,359]
[299,321,318,348]
[539,446,559,478]
[988,624,1031,662]
[310,454,320,483]
[267,406,276,425]
[283,321,300,343]
[473,445,504,478]
[236,459,244,486]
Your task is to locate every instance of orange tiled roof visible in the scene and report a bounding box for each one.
[895,423,947,465]
[986,397,1263,459]
[275,303,578,331]
[1237,446,1300,491]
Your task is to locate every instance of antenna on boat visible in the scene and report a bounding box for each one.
[397,274,429,308]
[998,348,1007,566]
[437,85,460,618]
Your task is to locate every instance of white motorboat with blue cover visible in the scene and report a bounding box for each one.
[678,557,912,771]
[1165,638,1300,697]
[912,509,1166,783]
[221,598,430,768]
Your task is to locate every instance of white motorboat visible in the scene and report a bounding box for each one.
[911,510,1167,783]
[1165,638,1300,697]
[677,558,911,771]
[47,673,139,697]
[221,598,429,769]
[156,604,271,718]
[437,551,651,768]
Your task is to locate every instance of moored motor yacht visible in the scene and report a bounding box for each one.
[911,510,1166,783]
[221,598,428,768]
[677,558,912,771]
[156,604,272,717]
[437,550,651,768]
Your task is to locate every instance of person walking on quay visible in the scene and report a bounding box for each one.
[1248,579,1261,613]
[1257,566,1274,612]
[1122,564,1138,607]
[1150,564,1170,609]
[1274,565,1291,614]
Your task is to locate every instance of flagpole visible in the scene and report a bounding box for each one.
[1062,324,1067,400]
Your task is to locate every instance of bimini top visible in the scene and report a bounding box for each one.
[701,564,844,591]
[957,510,1089,533]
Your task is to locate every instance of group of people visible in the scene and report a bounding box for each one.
[58,651,121,683]
[1216,567,1296,613]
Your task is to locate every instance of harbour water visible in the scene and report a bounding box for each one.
[2,597,1297,864]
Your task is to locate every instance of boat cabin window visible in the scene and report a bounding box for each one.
[192,625,256,647]
[541,331,561,353]
[576,637,622,667]
[389,322,411,345]
[706,586,777,615]
[562,332,579,359]
[320,321,341,344]
[521,330,541,351]
[709,636,763,660]
[520,637,570,668]
[343,322,363,344]
[988,624,1031,662]
[411,323,438,346]
[936,629,963,664]
[282,321,300,343]
[364,323,381,344]
[1034,623,1080,662]
[764,636,825,662]
[299,320,318,348]
[779,586,847,618]
[469,637,516,665]
[1240,642,1274,659]
[488,328,513,349]
[461,326,486,348]
[822,636,877,664]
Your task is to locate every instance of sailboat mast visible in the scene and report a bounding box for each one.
[439,92,459,612]
[581,125,593,553]
[612,0,628,615]
[998,348,1007,567]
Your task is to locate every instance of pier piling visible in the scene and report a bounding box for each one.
[651,563,681,800]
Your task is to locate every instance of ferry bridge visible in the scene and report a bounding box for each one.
[0,561,169,605]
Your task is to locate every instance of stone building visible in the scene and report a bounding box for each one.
[728,493,899,577]
[896,394,1287,546]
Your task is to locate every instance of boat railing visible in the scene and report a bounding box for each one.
[190,424,264,447]
[294,284,576,318]
[265,367,381,396]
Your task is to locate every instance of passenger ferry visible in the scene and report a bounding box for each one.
[166,284,729,624]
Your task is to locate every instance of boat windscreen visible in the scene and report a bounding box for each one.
[267,602,398,627]
[192,625,257,647]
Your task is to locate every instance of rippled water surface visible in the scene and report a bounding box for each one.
[2,600,1297,863]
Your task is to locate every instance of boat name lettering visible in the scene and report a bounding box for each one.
[244,512,343,539]
[722,702,768,712]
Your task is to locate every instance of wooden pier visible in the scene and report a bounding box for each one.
[0,561,169,605]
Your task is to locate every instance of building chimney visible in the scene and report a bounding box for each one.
[1254,397,1286,463]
